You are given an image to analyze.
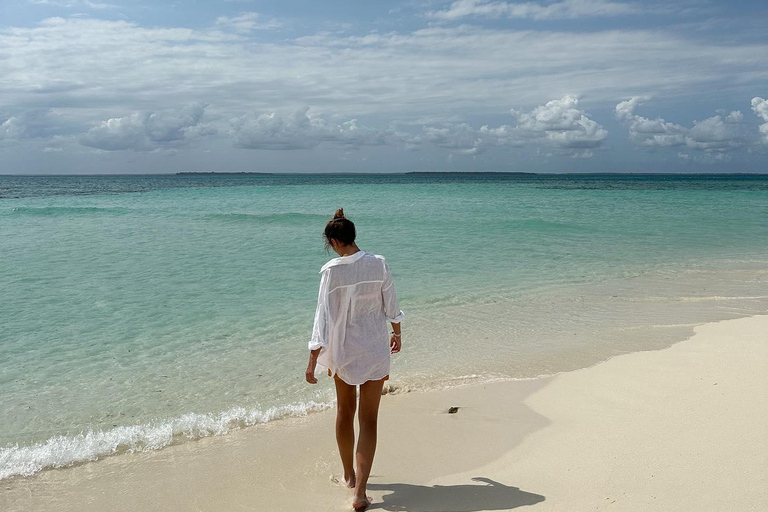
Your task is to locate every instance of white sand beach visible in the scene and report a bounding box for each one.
[3,314,766,512]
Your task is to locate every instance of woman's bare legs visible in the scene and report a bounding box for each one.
[334,375,357,488]
[353,377,385,507]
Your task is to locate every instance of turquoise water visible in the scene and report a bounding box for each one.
[2,173,767,479]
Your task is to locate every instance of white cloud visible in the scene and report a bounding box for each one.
[229,107,411,150]
[422,96,607,155]
[615,97,688,147]
[0,110,61,140]
[512,95,608,148]
[80,103,214,151]
[752,97,768,144]
[0,117,27,140]
[686,111,745,152]
[215,12,281,32]
[228,97,607,155]
[4,97,605,156]
[616,97,747,152]
[429,0,641,21]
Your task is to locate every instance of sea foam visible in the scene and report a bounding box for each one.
[0,400,333,480]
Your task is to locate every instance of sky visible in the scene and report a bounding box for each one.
[1,0,767,174]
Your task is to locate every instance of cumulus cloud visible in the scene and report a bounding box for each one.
[616,97,747,152]
[0,110,62,140]
[422,96,607,155]
[752,97,768,144]
[429,0,641,21]
[686,111,745,151]
[512,95,608,148]
[229,108,411,150]
[215,12,281,32]
[80,104,215,151]
[0,117,27,140]
[615,97,687,147]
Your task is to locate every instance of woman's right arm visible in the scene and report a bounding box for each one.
[306,271,329,384]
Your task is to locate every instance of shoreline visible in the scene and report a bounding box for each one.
[5,259,765,482]
[3,314,766,511]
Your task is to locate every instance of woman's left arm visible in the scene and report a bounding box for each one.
[306,348,321,384]
[382,259,404,354]
[382,260,404,324]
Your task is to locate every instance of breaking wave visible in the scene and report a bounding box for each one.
[0,400,333,481]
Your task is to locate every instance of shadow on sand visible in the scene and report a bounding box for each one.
[366,477,545,511]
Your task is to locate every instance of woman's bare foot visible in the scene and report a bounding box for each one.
[352,495,371,511]
[331,473,357,489]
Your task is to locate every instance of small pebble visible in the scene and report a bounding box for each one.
[448,406,460,414]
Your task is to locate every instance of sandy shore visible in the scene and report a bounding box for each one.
[3,315,767,511]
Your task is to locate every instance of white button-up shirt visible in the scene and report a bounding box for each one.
[309,250,404,385]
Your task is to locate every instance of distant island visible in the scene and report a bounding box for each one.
[176,172,275,175]
[176,171,538,176]
[406,171,536,175]
[175,171,538,176]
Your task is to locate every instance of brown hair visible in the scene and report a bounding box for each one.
[324,208,356,250]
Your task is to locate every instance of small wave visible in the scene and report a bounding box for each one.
[205,212,329,224]
[0,400,333,481]
[9,206,127,216]
[506,218,589,233]
[382,373,540,395]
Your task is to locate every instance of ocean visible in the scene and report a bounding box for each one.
[1,173,767,480]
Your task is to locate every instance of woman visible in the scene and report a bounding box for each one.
[305,208,404,511]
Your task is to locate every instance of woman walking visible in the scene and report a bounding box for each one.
[305,208,404,511]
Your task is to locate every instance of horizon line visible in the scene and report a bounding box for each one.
[2,171,768,177]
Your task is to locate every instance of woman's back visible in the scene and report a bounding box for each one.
[315,251,402,385]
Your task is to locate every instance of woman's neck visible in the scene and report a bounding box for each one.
[336,244,360,257]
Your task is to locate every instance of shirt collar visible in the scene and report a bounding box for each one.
[320,250,367,272]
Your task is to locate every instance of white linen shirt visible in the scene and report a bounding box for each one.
[309,250,404,385]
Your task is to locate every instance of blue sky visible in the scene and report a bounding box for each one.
[1,0,767,174]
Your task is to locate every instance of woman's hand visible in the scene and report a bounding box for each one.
[306,350,320,384]
[390,333,401,354]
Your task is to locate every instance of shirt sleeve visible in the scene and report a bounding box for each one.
[308,271,330,351]
[381,259,404,324]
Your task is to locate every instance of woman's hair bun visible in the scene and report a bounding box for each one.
[324,207,355,249]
